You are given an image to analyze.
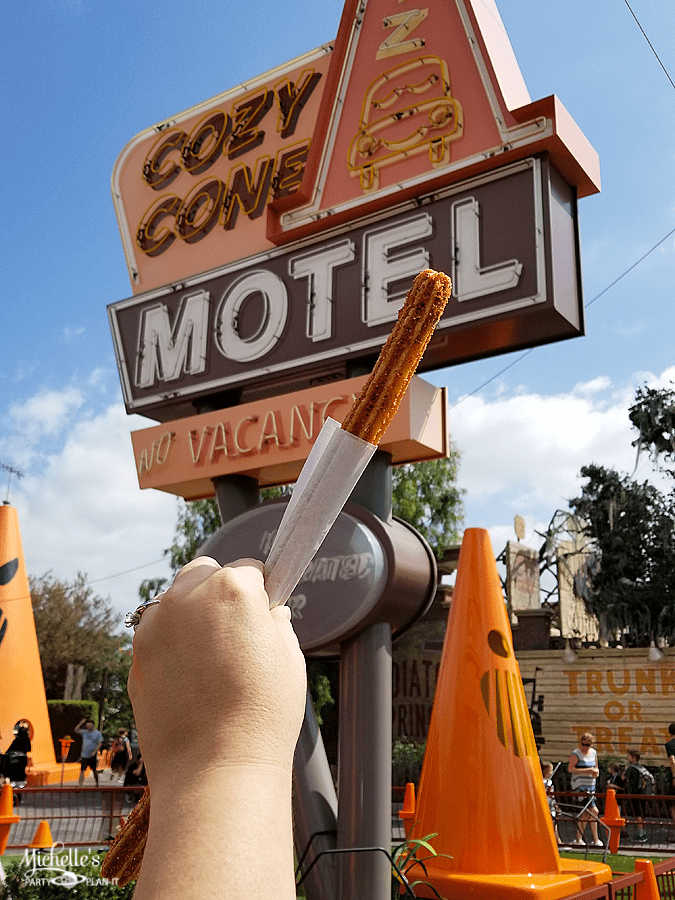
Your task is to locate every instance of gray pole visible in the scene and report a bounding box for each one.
[338,621,393,899]
[337,449,393,900]
[293,692,339,900]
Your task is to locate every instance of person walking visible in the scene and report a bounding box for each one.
[110,729,132,782]
[75,718,103,787]
[625,749,653,843]
[568,732,602,846]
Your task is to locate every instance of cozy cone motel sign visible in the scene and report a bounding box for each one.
[109,0,600,495]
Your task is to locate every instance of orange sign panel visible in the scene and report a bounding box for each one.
[112,0,599,296]
[130,375,447,499]
[112,48,331,294]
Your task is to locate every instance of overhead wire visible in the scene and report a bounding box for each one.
[624,0,675,91]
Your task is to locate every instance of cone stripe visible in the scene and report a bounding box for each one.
[507,671,525,758]
[480,671,490,715]
[0,560,18,586]
[495,670,507,748]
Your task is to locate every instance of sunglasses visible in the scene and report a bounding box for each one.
[581,741,592,747]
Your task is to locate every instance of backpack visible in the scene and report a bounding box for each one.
[629,764,655,794]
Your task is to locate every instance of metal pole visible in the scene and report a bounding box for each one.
[337,448,394,900]
[338,622,393,900]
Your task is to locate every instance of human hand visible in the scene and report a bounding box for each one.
[127,557,306,792]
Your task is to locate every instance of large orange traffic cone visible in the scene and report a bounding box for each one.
[0,504,59,784]
[0,783,20,854]
[406,528,612,899]
[29,820,54,849]
[600,787,625,853]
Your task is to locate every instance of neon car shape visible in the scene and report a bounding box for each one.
[348,55,463,191]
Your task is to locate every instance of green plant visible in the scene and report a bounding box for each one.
[392,739,426,786]
[391,833,450,899]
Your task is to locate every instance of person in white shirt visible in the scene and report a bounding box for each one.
[568,732,602,846]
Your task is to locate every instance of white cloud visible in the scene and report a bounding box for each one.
[62,326,85,341]
[450,367,674,554]
[8,387,84,446]
[11,401,177,624]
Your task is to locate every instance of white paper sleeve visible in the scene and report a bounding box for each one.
[264,418,376,608]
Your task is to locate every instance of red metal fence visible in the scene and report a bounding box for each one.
[6,785,144,849]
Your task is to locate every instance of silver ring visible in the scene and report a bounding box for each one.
[125,598,162,631]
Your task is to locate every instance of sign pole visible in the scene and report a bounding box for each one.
[338,450,394,900]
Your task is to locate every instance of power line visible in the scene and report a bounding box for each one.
[624,1,675,92]
[585,226,675,308]
[85,557,169,587]
[449,223,675,410]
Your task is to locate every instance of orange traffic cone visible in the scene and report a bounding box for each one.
[398,782,416,839]
[0,783,20,855]
[0,504,59,783]
[29,820,54,849]
[600,787,625,853]
[635,859,660,900]
[406,528,612,899]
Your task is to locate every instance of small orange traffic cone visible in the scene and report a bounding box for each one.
[635,858,660,900]
[0,783,20,855]
[398,782,416,839]
[405,528,612,899]
[600,787,625,853]
[29,820,53,849]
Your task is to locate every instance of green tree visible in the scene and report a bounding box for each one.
[392,454,464,559]
[568,464,675,644]
[629,384,675,477]
[166,498,223,573]
[30,572,124,700]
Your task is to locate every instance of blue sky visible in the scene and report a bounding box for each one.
[1,0,673,622]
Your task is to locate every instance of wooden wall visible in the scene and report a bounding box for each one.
[517,647,675,766]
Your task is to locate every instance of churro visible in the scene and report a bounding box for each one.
[341,268,451,444]
[102,268,451,885]
[101,786,149,885]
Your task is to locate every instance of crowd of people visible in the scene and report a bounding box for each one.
[0,719,146,790]
[541,726,673,847]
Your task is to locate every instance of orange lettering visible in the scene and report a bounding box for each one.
[564,670,580,696]
[586,670,604,693]
[661,669,675,695]
[604,701,624,721]
[617,726,633,754]
[594,726,614,753]
[635,669,656,693]
[607,669,630,694]
[628,700,643,722]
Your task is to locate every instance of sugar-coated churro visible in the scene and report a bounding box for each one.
[341,268,451,444]
[101,786,149,885]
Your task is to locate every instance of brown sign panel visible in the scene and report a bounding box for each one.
[109,156,582,421]
[199,500,436,655]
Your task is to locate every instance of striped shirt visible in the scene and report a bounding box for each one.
[570,747,597,792]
